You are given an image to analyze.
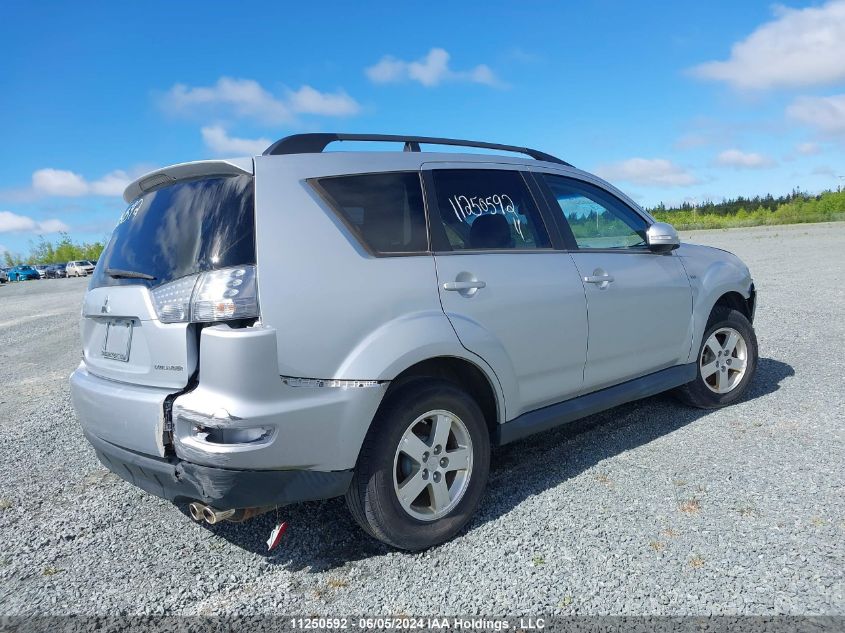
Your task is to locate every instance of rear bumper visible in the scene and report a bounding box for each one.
[71,364,170,457]
[85,431,352,508]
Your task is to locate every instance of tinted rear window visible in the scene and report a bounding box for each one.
[90,175,255,288]
[313,172,428,254]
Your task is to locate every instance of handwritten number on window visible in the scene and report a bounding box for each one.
[447,194,524,240]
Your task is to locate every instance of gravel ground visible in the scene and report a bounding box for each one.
[0,222,843,616]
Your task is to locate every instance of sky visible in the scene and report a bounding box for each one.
[1,0,844,258]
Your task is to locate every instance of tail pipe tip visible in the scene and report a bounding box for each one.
[202,506,236,525]
[188,502,276,524]
[188,501,205,522]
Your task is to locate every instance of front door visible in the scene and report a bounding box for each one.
[538,173,693,392]
[424,165,588,419]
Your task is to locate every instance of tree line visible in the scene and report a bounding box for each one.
[648,188,845,230]
[3,233,105,267]
[649,187,816,216]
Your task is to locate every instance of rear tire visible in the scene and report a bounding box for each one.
[346,379,490,551]
[676,306,758,408]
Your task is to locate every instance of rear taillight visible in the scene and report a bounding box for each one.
[150,265,259,324]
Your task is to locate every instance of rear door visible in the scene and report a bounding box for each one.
[83,170,255,389]
[536,173,693,392]
[424,164,588,418]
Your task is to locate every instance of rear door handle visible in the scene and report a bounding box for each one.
[443,280,487,291]
[583,275,614,284]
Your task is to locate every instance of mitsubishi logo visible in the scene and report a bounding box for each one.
[101,296,110,314]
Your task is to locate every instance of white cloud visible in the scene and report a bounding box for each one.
[287,85,360,116]
[160,77,360,123]
[89,170,133,196]
[163,77,290,122]
[595,158,699,187]
[787,94,845,135]
[796,142,821,155]
[31,168,133,197]
[716,149,776,169]
[689,0,845,90]
[366,48,503,87]
[0,210,69,234]
[32,169,88,196]
[201,126,271,156]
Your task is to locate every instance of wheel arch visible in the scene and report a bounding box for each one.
[333,310,511,425]
[386,356,503,440]
[685,255,755,363]
[688,287,754,363]
[712,289,755,322]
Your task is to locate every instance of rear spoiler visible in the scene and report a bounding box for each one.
[123,158,254,203]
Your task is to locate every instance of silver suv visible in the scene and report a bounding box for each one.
[71,134,758,550]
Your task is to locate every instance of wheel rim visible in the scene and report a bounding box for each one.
[699,327,748,394]
[392,409,473,522]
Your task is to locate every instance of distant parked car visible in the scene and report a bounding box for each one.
[0,268,7,283]
[34,264,49,279]
[46,264,67,279]
[66,260,95,277]
[8,265,40,281]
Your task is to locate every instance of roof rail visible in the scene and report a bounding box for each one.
[262,133,572,166]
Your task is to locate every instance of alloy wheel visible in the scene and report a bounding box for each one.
[392,409,473,521]
[699,327,748,394]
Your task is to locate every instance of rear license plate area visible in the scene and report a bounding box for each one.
[102,319,133,362]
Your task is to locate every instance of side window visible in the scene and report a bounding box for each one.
[431,169,550,251]
[543,175,648,249]
[314,172,427,254]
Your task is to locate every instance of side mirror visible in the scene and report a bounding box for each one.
[646,222,680,253]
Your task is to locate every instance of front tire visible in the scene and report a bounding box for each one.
[346,379,491,551]
[676,306,758,408]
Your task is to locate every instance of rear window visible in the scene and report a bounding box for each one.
[312,172,428,254]
[90,175,255,288]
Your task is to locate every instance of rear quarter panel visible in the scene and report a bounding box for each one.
[253,154,464,382]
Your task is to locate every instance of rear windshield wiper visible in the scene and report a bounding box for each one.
[106,268,156,281]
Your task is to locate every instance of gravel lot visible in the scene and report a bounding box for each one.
[1,222,843,616]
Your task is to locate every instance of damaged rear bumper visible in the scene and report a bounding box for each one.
[85,431,352,509]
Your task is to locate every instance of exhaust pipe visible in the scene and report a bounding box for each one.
[228,505,276,523]
[188,502,206,522]
[188,501,275,524]
[201,506,236,525]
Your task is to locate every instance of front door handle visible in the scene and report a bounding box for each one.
[583,275,614,284]
[443,280,487,291]
[583,269,614,290]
